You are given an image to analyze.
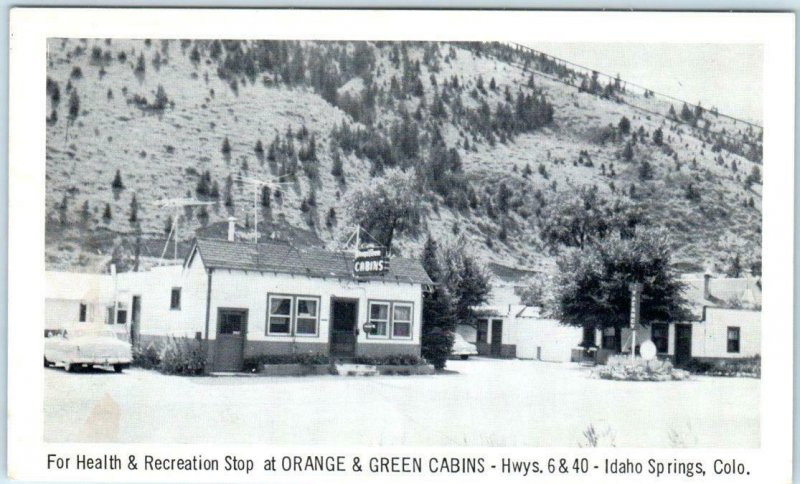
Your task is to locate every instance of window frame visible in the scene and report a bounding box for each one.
[366,300,391,339]
[601,327,617,350]
[651,323,669,354]
[265,293,321,337]
[391,302,414,340]
[170,287,182,311]
[366,299,415,340]
[294,296,321,337]
[727,326,741,353]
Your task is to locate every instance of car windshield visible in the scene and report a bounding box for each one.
[65,328,118,340]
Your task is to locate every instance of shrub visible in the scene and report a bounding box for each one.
[351,354,426,366]
[159,337,205,376]
[421,327,454,370]
[594,356,690,382]
[242,352,329,372]
[131,341,161,369]
[686,356,760,378]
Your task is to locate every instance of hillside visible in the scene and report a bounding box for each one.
[45,39,762,276]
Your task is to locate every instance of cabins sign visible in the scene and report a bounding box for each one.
[353,244,389,277]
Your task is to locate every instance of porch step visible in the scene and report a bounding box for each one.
[334,363,378,377]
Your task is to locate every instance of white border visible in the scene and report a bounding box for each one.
[7,8,795,483]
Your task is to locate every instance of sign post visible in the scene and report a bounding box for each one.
[629,282,643,360]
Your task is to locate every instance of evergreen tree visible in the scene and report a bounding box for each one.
[222,136,232,155]
[652,127,664,146]
[618,116,631,135]
[112,169,125,190]
[129,193,139,224]
[68,89,80,122]
[102,203,112,222]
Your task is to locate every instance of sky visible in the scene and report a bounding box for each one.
[525,43,763,124]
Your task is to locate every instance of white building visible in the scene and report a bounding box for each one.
[44,225,433,372]
[44,271,113,334]
[588,273,762,365]
[457,263,583,362]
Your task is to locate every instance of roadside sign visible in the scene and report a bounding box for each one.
[640,340,657,360]
[362,322,376,334]
[629,282,643,328]
[353,243,389,277]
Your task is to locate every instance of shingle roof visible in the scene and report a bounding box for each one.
[191,238,433,285]
[681,275,762,319]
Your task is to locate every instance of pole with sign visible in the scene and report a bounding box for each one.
[629,282,643,360]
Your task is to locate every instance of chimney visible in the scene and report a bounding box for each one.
[227,216,237,242]
[703,272,712,300]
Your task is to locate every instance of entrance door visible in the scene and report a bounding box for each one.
[214,309,247,372]
[130,295,141,345]
[490,319,503,357]
[330,299,358,357]
[674,324,692,367]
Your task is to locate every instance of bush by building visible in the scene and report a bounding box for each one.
[594,356,690,382]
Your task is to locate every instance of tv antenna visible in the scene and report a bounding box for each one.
[233,174,293,243]
[151,198,215,263]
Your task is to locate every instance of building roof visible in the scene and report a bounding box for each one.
[486,262,538,284]
[190,238,433,285]
[681,275,762,319]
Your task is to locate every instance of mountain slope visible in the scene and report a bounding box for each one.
[45,39,762,274]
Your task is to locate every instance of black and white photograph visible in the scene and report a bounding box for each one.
[6,8,796,483]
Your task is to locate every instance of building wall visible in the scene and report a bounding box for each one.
[45,271,113,331]
[514,318,583,362]
[207,268,423,355]
[692,308,760,359]
[44,299,106,331]
[115,263,204,339]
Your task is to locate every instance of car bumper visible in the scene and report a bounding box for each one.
[66,357,132,365]
[450,349,479,356]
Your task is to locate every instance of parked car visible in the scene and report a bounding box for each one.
[44,328,132,373]
[450,332,478,360]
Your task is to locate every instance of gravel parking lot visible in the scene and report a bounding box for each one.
[44,357,759,447]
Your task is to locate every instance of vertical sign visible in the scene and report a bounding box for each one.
[629,282,643,360]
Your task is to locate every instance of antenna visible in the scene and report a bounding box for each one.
[233,174,293,243]
[150,198,215,263]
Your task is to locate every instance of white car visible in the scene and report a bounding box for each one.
[44,328,132,373]
[450,332,479,360]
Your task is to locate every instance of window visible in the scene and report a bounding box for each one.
[601,327,617,350]
[295,298,319,336]
[392,303,413,338]
[266,295,321,336]
[79,303,87,322]
[219,309,246,335]
[116,310,127,325]
[727,327,740,353]
[170,288,181,310]
[268,296,293,335]
[368,302,390,337]
[477,319,489,344]
[651,323,669,353]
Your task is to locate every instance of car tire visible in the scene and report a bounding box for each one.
[113,364,125,373]
[64,363,73,373]
[44,357,54,367]
[460,355,469,360]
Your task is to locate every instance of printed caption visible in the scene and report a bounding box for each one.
[47,453,751,478]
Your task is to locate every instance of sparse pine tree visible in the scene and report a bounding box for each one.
[68,89,80,122]
[622,141,634,161]
[261,186,271,207]
[331,150,344,179]
[164,215,174,235]
[222,136,232,155]
[135,52,146,74]
[112,169,124,190]
[102,203,112,222]
[80,200,90,223]
[129,194,139,224]
[652,127,664,146]
[618,116,631,134]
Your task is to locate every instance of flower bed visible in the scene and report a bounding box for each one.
[594,356,690,382]
[685,356,760,378]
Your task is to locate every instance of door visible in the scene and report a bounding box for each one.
[330,299,358,357]
[490,319,503,357]
[130,296,141,346]
[674,324,692,367]
[214,309,247,372]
